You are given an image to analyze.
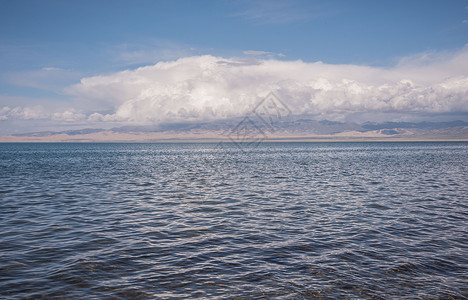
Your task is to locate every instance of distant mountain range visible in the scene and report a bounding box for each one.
[1,118,468,142]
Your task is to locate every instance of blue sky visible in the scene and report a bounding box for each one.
[0,0,467,134]
[2,0,467,70]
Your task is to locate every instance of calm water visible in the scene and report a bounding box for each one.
[0,142,467,299]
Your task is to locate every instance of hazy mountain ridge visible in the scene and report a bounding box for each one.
[3,118,468,142]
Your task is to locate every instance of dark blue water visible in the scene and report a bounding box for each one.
[1,142,467,299]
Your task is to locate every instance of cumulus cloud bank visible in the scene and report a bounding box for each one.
[4,49,468,126]
[66,49,468,124]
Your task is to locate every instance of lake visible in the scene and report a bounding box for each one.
[1,142,467,298]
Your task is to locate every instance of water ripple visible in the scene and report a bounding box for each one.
[0,142,467,299]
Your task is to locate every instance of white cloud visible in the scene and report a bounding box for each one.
[65,50,468,124]
[87,112,125,122]
[0,106,11,121]
[52,109,86,122]
[244,50,271,55]
[42,67,62,71]
[0,105,50,120]
[0,105,86,123]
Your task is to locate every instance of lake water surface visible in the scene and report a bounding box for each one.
[1,142,467,298]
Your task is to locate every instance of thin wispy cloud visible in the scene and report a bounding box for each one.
[243,50,285,57]
[243,50,271,55]
[2,68,81,92]
[233,0,313,24]
[42,67,62,71]
[109,40,196,67]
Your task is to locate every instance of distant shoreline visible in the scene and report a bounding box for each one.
[1,136,468,143]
